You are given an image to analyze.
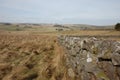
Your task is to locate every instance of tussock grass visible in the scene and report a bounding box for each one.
[0,31,69,80]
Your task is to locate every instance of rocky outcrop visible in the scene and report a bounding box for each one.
[58,35,120,80]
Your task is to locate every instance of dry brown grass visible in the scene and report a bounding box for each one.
[60,30,120,41]
[61,30,120,36]
[0,31,69,80]
[0,30,119,80]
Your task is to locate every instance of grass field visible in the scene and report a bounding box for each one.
[0,31,67,80]
[0,26,120,80]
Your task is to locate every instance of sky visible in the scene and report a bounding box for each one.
[0,0,120,25]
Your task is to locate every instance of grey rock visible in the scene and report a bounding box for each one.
[112,53,120,66]
[58,35,120,80]
[68,68,75,78]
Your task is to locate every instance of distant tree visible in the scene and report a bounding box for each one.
[115,23,120,31]
[54,24,63,27]
[16,28,20,31]
[16,25,19,27]
[56,28,63,31]
[4,23,11,25]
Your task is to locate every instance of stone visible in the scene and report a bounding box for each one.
[112,53,120,66]
[87,57,92,63]
[58,35,120,80]
[68,68,75,78]
[116,67,120,79]
[99,61,116,80]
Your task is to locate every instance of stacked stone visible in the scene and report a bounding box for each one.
[58,35,120,80]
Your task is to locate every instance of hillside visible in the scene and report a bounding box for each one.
[0,23,114,32]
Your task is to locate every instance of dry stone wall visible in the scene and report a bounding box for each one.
[58,35,120,80]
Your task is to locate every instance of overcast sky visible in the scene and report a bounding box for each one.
[0,0,120,25]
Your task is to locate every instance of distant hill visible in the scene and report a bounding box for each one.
[62,24,114,30]
[0,22,114,31]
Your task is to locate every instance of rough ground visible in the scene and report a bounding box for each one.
[0,32,67,80]
[0,31,120,80]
